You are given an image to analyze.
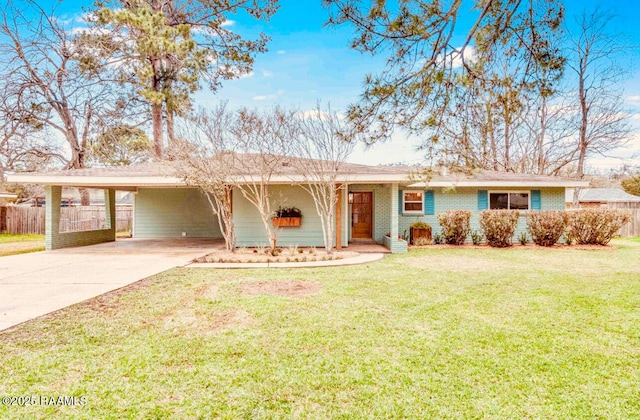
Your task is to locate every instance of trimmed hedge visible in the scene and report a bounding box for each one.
[437,210,471,245]
[527,211,568,247]
[568,209,631,245]
[479,210,520,247]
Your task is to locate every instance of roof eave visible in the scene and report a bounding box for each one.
[407,180,590,188]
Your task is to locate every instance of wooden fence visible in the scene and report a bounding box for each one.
[607,204,640,238]
[2,206,133,235]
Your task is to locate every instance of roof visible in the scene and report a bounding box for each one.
[6,157,589,189]
[566,188,640,203]
[0,191,18,199]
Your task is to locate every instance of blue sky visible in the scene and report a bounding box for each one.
[51,0,640,170]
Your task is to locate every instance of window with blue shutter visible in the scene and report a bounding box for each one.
[531,190,541,210]
[424,190,435,215]
[478,190,488,210]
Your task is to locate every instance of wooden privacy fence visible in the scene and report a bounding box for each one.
[2,206,133,235]
[607,204,640,238]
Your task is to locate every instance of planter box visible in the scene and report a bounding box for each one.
[272,217,301,227]
[410,227,432,245]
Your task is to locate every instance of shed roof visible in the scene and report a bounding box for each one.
[567,188,640,203]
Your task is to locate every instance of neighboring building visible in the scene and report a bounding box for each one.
[7,160,588,252]
[566,188,640,209]
[0,191,18,203]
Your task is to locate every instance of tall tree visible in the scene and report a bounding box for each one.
[565,9,631,207]
[290,104,356,254]
[83,0,278,158]
[0,0,127,173]
[567,9,631,182]
[323,0,565,148]
[228,107,294,255]
[424,0,565,173]
[172,104,237,251]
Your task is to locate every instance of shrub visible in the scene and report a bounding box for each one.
[437,210,471,245]
[567,209,631,245]
[470,230,483,245]
[410,221,431,229]
[527,211,568,247]
[432,233,444,244]
[479,210,520,247]
[518,232,529,245]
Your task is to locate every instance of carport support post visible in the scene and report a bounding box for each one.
[45,185,62,251]
[390,183,399,248]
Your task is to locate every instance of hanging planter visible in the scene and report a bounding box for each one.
[272,206,302,227]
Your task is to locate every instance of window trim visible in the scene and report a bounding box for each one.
[402,190,424,214]
[488,190,531,210]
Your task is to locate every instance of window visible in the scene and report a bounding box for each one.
[489,191,530,210]
[403,190,423,214]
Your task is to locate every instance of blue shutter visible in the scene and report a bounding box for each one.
[478,190,488,210]
[531,190,541,210]
[424,190,435,215]
[398,190,403,214]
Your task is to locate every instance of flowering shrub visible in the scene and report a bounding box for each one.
[567,209,630,245]
[479,210,520,247]
[437,210,471,245]
[526,211,568,247]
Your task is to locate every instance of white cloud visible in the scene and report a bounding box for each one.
[451,46,476,69]
[252,90,284,101]
[261,70,273,78]
[276,50,286,55]
[221,20,235,27]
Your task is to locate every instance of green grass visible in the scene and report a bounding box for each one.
[0,234,45,256]
[0,233,44,244]
[1,239,639,418]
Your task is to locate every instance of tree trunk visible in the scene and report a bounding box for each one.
[166,108,175,151]
[152,101,164,159]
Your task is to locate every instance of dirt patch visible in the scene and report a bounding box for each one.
[240,280,324,298]
[164,308,255,334]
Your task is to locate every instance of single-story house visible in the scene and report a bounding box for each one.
[566,188,640,209]
[7,159,588,253]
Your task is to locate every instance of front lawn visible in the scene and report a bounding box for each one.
[0,234,45,256]
[1,239,639,418]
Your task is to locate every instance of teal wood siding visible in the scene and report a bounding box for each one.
[397,187,567,243]
[134,188,221,238]
[233,185,327,247]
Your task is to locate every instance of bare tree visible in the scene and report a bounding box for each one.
[172,104,237,251]
[567,9,631,205]
[228,107,294,255]
[290,104,356,254]
[0,0,132,174]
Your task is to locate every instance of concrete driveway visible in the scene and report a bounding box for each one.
[0,239,223,332]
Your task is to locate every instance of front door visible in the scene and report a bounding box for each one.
[351,192,373,239]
